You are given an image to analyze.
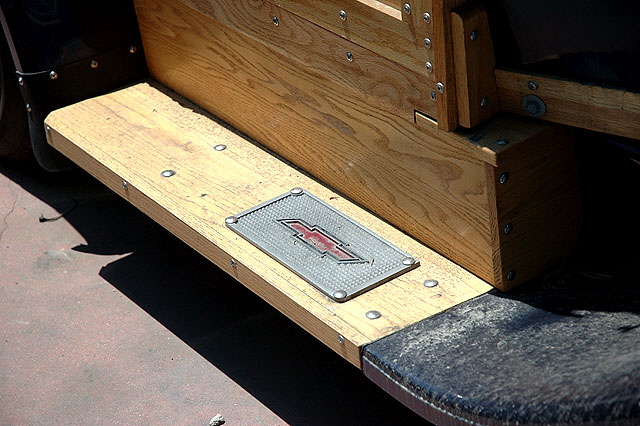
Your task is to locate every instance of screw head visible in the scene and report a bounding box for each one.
[366,310,382,319]
[480,97,489,107]
[45,126,51,134]
[214,144,227,151]
[333,290,347,300]
[129,46,138,54]
[122,180,128,190]
[506,270,516,281]
[436,82,444,93]
[346,52,354,62]
[423,12,431,23]
[425,62,433,73]
[528,80,538,90]
[403,3,411,14]
[225,216,238,225]
[339,10,347,20]
[402,257,417,266]
[49,71,58,80]
[161,169,176,177]
[424,279,439,288]
[18,76,24,86]
[470,30,479,41]
[497,138,509,146]
[430,91,437,101]
[499,172,509,184]
[272,16,279,26]
[26,104,32,112]
[230,258,237,268]
[338,335,345,344]
[90,59,99,69]
[504,223,513,234]
[290,187,304,196]
[424,38,432,48]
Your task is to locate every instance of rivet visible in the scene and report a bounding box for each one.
[225,216,238,225]
[497,138,509,146]
[499,172,509,184]
[528,80,538,90]
[161,169,176,177]
[339,10,347,20]
[366,310,382,319]
[402,257,416,266]
[26,104,32,112]
[480,97,488,107]
[90,59,99,69]
[129,46,137,54]
[18,76,24,86]
[424,279,439,288]
[403,4,411,14]
[290,187,304,196]
[504,223,513,234]
[436,82,444,93]
[214,144,227,151]
[423,38,432,48]
[333,290,347,300]
[338,335,345,344]
[470,30,479,41]
[272,16,279,26]
[49,71,58,80]
[423,12,431,23]
[430,91,437,101]
[230,258,237,268]
[346,52,353,62]
[425,62,433,73]
[122,180,128,190]
[506,270,516,281]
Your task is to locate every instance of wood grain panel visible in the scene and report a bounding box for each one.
[135,0,500,282]
[45,82,492,367]
[496,69,640,140]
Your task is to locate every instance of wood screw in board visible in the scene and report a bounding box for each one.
[403,4,411,14]
[339,10,347,20]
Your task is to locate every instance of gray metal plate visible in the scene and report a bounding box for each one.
[225,188,419,302]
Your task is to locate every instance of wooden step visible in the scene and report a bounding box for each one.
[44,81,491,368]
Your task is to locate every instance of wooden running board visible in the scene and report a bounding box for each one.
[44,81,491,368]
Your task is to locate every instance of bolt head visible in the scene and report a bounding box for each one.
[528,80,538,90]
[430,91,437,101]
[339,10,347,20]
[161,169,176,177]
[366,310,382,319]
[230,258,237,268]
[45,126,51,134]
[470,30,479,41]
[26,104,32,112]
[49,71,58,80]
[129,46,138,54]
[333,290,347,300]
[122,180,128,190]
[337,335,345,344]
[346,52,353,62]
[403,3,411,14]
[90,59,99,69]
[480,97,488,107]
[424,38,431,48]
[225,216,239,225]
[499,172,509,184]
[214,144,227,151]
[290,187,304,196]
[423,12,431,23]
[436,82,444,93]
[425,62,433,73]
[18,76,24,86]
[497,138,509,146]
[272,16,279,26]
[424,279,439,288]
[504,223,513,234]
[402,257,417,266]
[506,270,516,281]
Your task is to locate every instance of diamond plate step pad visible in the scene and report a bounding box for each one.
[226,188,419,302]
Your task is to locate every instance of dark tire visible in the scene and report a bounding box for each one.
[0,31,32,160]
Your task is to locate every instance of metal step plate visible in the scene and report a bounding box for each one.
[225,188,419,302]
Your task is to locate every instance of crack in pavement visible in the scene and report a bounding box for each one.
[0,193,18,243]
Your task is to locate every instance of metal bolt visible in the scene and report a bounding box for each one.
[470,30,479,41]
[402,257,416,266]
[366,310,382,319]
[45,126,51,134]
[528,80,538,90]
[480,97,488,107]
[214,144,227,151]
[272,16,279,26]
[346,52,353,62]
[290,187,304,196]
[497,138,509,146]
[333,290,347,300]
[230,258,237,268]
[161,169,176,177]
[18,76,24,86]
[423,12,431,23]
[122,180,128,190]
[225,216,238,225]
[425,62,433,73]
[26,104,32,113]
[424,279,439,288]
[403,3,411,14]
[499,172,509,184]
[339,10,347,20]
[423,37,432,48]
[338,335,345,344]
[436,82,444,93]
[504,223,513,234]
[49,71,58,80]
[90,59,99,69]
[430,91,437,101]
[129,46,137,54]
[506,270,516,281]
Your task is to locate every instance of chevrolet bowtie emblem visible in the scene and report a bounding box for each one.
[279,219,363,262]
